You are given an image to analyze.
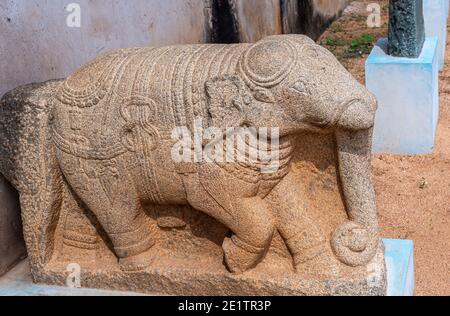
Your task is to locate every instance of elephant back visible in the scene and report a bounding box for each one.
[51,44,253,160]
[51,36,312,162]
[56,48,142,108]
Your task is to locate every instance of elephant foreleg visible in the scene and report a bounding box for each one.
[269,175,326,266]
[185,175,275,272]
[268,172,335,275]
[221,197,276,273]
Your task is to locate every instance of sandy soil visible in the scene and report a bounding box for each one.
[319,1,450,296]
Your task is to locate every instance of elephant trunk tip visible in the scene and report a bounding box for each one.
[336,99,376,131]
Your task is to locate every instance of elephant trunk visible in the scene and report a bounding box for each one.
[331,127,380,267]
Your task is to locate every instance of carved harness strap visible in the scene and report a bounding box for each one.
[51,127,128,160]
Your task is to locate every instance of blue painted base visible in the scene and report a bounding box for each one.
[366,37,440,155]
[0,239,414,296]
[424,0,448,70]
[384,239,415,296]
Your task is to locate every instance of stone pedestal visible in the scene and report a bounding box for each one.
[366,37,439,154]
[28,243,386,296]
[0,175,26,276]
[423,0,449,70]
[1,239,414,296]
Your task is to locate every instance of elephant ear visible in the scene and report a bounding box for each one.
[205,75,252,128]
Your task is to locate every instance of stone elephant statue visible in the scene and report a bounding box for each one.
[0,34,381,276]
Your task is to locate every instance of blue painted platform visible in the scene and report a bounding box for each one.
[384,239,415,296]
[0,239,414,296]
[366,37,440,155]
[424,0,448,70]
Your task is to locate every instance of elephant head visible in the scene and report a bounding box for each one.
[207,34,379,267]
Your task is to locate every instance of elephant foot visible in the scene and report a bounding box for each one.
[119,248,156,272]
[222,236,267,274]
[114,218,160,272]
[293,245,343,279]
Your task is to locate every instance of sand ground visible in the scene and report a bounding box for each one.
[319,0,449,296]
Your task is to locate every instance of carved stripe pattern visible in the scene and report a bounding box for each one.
[51,127,128,160]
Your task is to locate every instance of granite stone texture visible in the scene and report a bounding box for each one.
[388,0,425,58]
[0,35,386,295]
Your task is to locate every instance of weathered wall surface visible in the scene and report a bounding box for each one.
[208,0,283,43]
[0,0,208,98]
[0,0,350,96]
[312,0,350,17]
[209,0,349,44]
[233,0,283,43]
[282,0,350,39]
[0,175,25,276]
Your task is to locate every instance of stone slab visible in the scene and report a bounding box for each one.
[423,0,448,70]
[0,175,26,276]
[29,243,386,296]
[0,260,145,296]
[0,239,414,296]
[388,0,425,58]
[366,37,439,154]
[384,239,414,296]
[0,248,387,296]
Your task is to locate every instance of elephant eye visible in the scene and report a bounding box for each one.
[291,81,310,96]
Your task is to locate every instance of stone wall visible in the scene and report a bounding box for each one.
[0,0,349,97]
[209,0,348,43]
[0,0,209,98]
[282,0,350,40]
[0,176,25,276]
[233,0,283,42]
[312,0,350,17]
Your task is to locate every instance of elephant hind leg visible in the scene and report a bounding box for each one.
[73,185,158,272]
[58,152,159,271]
[62,184,102,254]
